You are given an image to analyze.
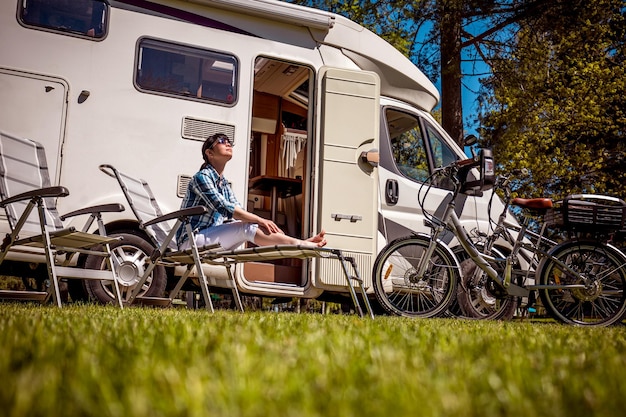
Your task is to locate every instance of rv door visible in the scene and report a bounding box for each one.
[315,67,379,287]
[0,69,67,185]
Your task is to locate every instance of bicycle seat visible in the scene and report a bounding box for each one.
[511,198,553,211]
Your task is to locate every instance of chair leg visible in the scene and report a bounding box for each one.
[105,243,124,308]
[196,268,215,313]
[168,265,192,303]
[38,205,63,307]
[97,218,124,308]
[225,265,244,312]
[345,256,374,319]
[333,250,374,319]
[186,223,214,312]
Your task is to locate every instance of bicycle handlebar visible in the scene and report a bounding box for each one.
[454,156,480,168]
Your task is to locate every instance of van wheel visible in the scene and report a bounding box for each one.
[83,233,166,305]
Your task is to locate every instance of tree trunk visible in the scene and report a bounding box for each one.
[439,0,464,147]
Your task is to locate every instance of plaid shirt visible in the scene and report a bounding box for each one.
[176,164,240,245]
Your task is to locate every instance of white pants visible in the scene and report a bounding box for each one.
[179,221,258,251]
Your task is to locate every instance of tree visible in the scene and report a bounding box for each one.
[479,0,626,199]
[286,0,546,147]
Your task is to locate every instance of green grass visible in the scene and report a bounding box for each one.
[1,304,625,417]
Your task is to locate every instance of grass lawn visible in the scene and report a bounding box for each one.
[1,303,625,417]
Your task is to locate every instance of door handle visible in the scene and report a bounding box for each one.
[360,150,379,167]
[386,179,398,205]
[331,213,362,222]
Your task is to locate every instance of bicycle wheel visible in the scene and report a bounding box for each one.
[456,246,519,321]
[373,235,458,318]
[537,240,626,326]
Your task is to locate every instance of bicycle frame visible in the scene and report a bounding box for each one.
[418,167,625,298]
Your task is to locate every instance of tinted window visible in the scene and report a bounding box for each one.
[386,109,459,187]
[19,0,108,39]
[136,39,238,105]
[387,109,430,182]
[425,123,458,169]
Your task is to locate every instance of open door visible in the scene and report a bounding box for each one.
[315,67,380,288]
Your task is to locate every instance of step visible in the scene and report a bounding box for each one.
[0,290,48,302]
[133,296,172,307]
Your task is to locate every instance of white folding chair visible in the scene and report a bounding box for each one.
[99,164,240,311]
[0,131,124,307]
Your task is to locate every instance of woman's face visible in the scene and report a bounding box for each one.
[207,140,233,162]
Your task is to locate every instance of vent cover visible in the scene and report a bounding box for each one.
[317,251,372,288]
[177,175,192,198]
[182,116,235,142]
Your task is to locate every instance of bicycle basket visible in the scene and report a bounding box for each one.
[545,194,626,232]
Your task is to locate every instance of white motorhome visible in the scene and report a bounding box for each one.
[0,0,500,308]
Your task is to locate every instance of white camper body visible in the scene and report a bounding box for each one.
[0,0,504,305]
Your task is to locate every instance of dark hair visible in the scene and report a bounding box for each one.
[200,133,230,170]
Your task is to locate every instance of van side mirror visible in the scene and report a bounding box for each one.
[464,134,478,158]
[464,134,478,147]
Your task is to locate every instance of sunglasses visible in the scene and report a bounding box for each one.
[215,136,233,147]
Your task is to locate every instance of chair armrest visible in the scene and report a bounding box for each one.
[143,205,207,227]
[60,203,126,221]
[0,186,69,207]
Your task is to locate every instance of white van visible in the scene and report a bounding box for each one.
[0,0,501,309]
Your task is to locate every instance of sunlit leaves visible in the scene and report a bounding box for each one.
[480,0,626,199]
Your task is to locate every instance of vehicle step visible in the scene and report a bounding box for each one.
[0,290,48,301]
[133,296,172,307]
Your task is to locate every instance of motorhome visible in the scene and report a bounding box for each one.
[0,0,503,309]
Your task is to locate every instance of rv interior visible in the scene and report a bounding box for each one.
[244,57,313,286]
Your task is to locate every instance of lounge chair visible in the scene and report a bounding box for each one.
[99,164,232,312]
[0,131,124,307]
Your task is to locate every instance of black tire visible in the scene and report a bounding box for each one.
[456,246,519,321]
[373,235,458,318]
[537,240,626,327]
[84,232,166,305]
[67,279,89,302]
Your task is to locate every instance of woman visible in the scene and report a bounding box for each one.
[177,133,326,250]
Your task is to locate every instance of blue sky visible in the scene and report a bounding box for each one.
[431,73,485,136]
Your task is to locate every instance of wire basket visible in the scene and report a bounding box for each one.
[545,194,626,232]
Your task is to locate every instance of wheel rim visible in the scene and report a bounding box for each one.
[101,243,155,302]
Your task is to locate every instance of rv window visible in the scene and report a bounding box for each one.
[19,0,108,39]
[387,110,430,182]
[136,39,238,105]
[424,123,457,169]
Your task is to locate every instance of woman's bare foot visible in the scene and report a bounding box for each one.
[302,230,327,247]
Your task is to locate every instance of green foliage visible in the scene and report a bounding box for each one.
[480,0,626,199]
[2,304,626,417]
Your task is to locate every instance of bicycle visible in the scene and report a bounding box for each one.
[373,150,626,326]
[452,169,558,320]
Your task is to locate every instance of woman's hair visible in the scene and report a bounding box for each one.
[200,133,229,170]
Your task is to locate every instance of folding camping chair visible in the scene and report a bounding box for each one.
[0,131,124,307]
[99,164,240,312]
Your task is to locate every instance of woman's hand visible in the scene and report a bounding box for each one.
[256,216,284,235]
[233,207,283,235]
